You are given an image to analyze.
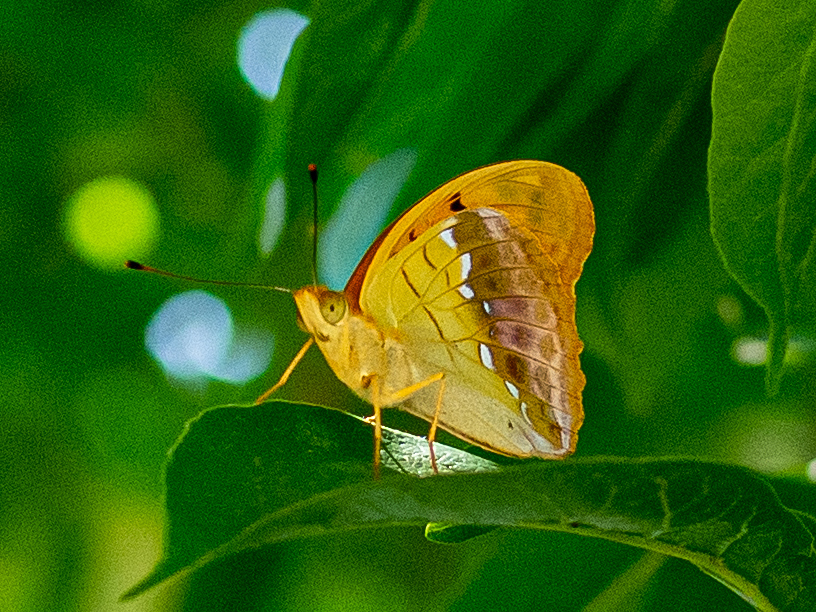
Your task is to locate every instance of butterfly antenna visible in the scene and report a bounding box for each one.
[124,260,292,293]
[309,163,319,286]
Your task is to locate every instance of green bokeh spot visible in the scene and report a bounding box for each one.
[64,176,159,270]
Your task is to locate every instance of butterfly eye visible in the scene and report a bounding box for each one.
[319,291,347,325]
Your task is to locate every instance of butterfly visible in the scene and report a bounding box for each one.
[256,160,594,477]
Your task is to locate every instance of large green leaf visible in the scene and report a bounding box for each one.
[709,0,816,391]
[123,402,816,611]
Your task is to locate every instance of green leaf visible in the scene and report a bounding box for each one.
[709,0,816,391]
[424,522,497,544]
[121,400,494,599]
[124,402,816,611]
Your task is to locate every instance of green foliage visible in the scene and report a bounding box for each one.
[709,0,816,392]
[4,0,816,610]
[126,403,816,612]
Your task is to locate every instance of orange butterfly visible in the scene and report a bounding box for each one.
[257,160,594,476]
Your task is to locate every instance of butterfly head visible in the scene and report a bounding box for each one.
[293,285,349,344]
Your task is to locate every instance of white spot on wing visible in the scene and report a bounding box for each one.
[460,252,472,279]
[483,301,492,314]
[479,343,494,370]
[553,390,573,449]
[440,228,455,248]
[561,422,572,450]
[459,283,475,299]
[505,380,519,399]
[474,208,502,218]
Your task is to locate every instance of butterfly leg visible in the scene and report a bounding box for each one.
[254,338,314,405]
[369,375,383,480]
[426,376,446,474]
[383,372,445,474]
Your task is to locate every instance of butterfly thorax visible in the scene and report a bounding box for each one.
[293,285,412,403]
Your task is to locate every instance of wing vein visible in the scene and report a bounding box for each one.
[401,267,421,298]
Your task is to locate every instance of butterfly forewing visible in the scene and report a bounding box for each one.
[345,160,593,459]
[347,161,593,305]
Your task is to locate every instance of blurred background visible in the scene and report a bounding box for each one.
[3,0,815,610]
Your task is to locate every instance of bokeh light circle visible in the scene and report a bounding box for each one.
[145,290,272,384]
[237,9,310,101]
[64,176,159,270]
[319,149,417,289]
[259,178,286,254]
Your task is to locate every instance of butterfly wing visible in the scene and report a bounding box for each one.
[345,160,594,458]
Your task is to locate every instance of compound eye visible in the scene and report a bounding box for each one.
[320,291,347,325]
